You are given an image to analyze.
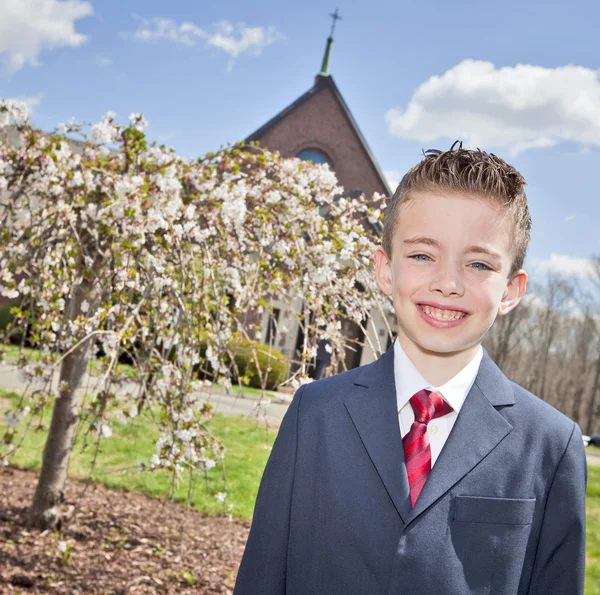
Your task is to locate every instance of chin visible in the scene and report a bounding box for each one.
[418,339,473,356]
[407,329,478,357]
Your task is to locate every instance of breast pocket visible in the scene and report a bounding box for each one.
[453,495,536,525]
[450,496,536,595]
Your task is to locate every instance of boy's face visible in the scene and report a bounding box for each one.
[375,191,527,361]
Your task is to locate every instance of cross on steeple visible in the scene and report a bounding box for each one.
[329,8,342,38]
[319,8,342,77]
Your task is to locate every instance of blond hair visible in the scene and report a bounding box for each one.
[382,144,531,277]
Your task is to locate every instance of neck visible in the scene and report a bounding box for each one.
[397,333,480,386]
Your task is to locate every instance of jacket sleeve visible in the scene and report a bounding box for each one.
[528,422,587,595]
[233,384,305,595]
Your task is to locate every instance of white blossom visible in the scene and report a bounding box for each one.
[98,424,112,438]
[4,411,20,428]
[90,112,117,144]
[221,193,247,228]
[129,112,148,132]
[0,99,28,127]
[72,171,84,187]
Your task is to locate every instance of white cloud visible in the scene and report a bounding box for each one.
[536,253,594,278]
[131,16,200,46]
[0,0,92,73]
[384,170,401,192]
[129,16,284,68]
[385,60,600,156]
[564,214,577,222]
[96,55,112,67]
[205,21,284,59]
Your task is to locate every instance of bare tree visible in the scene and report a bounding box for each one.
[584,255,600,435]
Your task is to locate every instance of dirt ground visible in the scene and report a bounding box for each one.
[0,467,250,594]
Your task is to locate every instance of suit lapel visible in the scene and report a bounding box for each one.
[406,350,515,523]
[344,348,412,522]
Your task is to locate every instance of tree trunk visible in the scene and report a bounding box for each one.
[28,281,96,530]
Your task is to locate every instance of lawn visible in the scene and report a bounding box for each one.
[3,388,600,593]
[587,465,600,594]
[0,389,274,519]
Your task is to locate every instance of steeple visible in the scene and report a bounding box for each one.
[319,8,342,77]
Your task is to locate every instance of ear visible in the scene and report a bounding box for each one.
[375,246,393,296]
[497,269,528,316]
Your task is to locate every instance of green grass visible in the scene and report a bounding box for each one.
[587,465,600,594]
[0,389,274,519]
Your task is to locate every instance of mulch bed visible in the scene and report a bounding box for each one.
[0,467,250,594]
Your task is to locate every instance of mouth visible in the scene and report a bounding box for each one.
[416,303,469,327]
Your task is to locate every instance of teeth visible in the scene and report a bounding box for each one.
[421,305,465,321]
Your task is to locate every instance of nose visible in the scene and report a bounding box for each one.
[429,261,465,297]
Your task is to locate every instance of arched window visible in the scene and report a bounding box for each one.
[296,149,330,166]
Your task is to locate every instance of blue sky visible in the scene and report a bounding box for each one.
[1,0,599,281]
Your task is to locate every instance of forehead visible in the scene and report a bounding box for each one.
[395,191,513,255]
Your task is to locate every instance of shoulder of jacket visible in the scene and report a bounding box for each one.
[510,381,578,438]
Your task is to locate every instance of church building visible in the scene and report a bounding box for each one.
[247,14,396,373]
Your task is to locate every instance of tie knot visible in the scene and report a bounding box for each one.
[409,389,452,425]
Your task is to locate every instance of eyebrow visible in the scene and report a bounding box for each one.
[403,236,503,260]
[464,245,503,260]
[403,236,441,248]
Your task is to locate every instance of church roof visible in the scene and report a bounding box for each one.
[246,74,391,196]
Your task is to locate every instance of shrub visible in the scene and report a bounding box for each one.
[229,339,288,391]
[0,304,13,331]
[194,335,288,391]
[0,303,29,345]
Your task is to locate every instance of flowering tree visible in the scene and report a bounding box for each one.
[0,100,391,530]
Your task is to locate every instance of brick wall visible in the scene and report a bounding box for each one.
[254,83,388,199]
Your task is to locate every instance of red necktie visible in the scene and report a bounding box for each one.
[402,389,453,507]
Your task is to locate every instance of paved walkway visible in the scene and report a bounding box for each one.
[0,362,291,427]
[587,449,600,466]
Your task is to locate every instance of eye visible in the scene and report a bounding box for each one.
[470,262,492,271]
[409,253,432,261]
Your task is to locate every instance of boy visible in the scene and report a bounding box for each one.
[233,147,586,594]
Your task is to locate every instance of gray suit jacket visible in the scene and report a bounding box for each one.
[234,348,586,594]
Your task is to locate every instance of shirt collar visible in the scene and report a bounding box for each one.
[393,338,483,414]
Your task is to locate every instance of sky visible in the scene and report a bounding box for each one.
[1,0,599,283]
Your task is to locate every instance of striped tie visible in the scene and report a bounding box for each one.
[402,389,453,507]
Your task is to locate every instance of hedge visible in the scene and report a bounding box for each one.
[196,335,288,391]
[227,338,288,391]
[0,304,13,332]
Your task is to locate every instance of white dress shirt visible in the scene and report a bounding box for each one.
[394,339,483,467]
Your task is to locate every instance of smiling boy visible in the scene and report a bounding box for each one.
[234,147,586,595]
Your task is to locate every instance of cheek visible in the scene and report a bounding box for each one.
[393,262,428,294]
[471,281,506,312]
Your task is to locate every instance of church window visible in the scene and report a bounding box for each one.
[296,149,331,166]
